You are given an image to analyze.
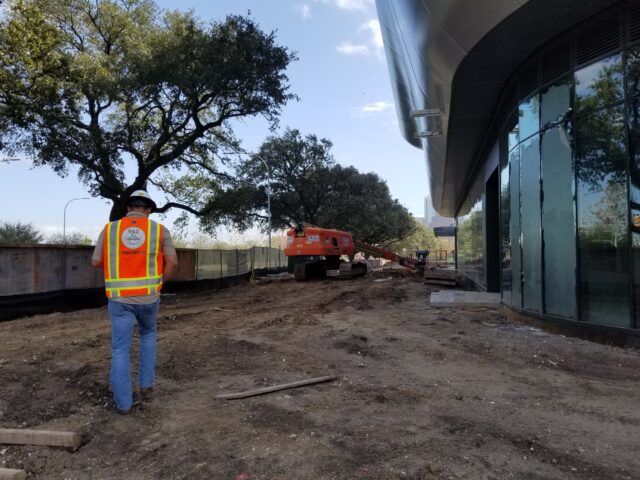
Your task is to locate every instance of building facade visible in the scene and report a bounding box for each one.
[376,0,640,332]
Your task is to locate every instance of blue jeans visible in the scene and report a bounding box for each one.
[107,299,160,411]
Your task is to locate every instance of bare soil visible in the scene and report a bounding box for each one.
[1,275,639,479]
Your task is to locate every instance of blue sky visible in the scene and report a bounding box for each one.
[0,0,427,241]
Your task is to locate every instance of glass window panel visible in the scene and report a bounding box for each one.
[625,47,640,99]
[457,175,486,288]
[576,104,630,327]
[520,135,543,312]
[507,111,519,152]
[509,146,522,308]
[541,125,576,318]
[628,86,640,328]
[518,96,540,141]
[540,78,571,129]
[575,54,623,113]
[500,154,511,303]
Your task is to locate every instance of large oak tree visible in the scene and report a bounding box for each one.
[0,0,297,220]
[234,128,416,246]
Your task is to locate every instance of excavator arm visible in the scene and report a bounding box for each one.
[353,240,420,271]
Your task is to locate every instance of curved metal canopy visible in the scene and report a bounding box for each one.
[376,0,622,216]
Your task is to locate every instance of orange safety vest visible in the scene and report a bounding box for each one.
[102,217,164,298]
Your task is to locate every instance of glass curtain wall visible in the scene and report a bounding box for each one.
[500,140,512,304]
[574,54,630,327]
[457,175,486,288]
[519,97,543,312]
[628,46,640,329]
[508,120,522,308]
[540,78,576,319]
[495,50,636,328]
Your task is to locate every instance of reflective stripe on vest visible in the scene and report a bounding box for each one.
[102,217,164,298]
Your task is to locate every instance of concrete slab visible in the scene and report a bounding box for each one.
[430,290,501,307]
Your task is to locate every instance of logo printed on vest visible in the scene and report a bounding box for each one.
[121,227,146,249]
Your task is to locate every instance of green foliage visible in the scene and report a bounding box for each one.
[0,0,297,220]
[579,182,628,248]
[574,58,627,189]
[387,220,436,253]
[321,164,415,246]
[233,128,415,246]
[457,208,483,266]
[0,220,44,244]
[46,231,93,245]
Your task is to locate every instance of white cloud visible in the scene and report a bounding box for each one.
[294,4,312,20]
[360,101,394,113]
[315,0,374,13]
[360,19,383,51]
[335,0,373,11]
[337,19,384,60]
[336,42,370,56]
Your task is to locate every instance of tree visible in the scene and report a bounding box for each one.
[387,220,436,254]
[579,182,628,248]
[235,128,415,246]
[0,0,297,220]
[47,231,93,245]
[320,165,415,246]
[0,220,44,244]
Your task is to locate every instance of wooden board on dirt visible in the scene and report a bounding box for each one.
[216,375,337,400]
[0,468,27,480]
[0,429,82,450]
[424,278,457,287]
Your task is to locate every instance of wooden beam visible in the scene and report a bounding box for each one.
[216,375,337,400]
[0,468,27,480]
[0,429,81,450]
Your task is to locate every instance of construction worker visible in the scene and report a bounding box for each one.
[91,190,178,414]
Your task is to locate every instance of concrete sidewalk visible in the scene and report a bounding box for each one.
[430,290,501,307]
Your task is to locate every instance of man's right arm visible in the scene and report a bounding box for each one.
[92,230,105,269]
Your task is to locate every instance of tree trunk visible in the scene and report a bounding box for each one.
[108,199,128,221]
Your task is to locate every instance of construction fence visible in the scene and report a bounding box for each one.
[0,244,287,297]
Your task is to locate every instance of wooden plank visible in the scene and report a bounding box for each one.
[216,375,337,400]
[0,468,27,480]
[424,279,457,287]
[0,429,81,450]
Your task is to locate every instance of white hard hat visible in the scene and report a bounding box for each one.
[127,190,157,210]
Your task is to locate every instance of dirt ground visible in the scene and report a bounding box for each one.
[1,274,640,480]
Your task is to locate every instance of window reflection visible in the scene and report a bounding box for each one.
[628,79,640,328]
[520,135,542,312]
[576,103,629,327]
[500,155,511,303]
[625,47,640,99]
[541,125,576,318]
[509,146,522,308]
[457,175,485,288]
[575,54,623,112]
[540,78,571,128]
[518,96,540,141]
[507,112,519,152]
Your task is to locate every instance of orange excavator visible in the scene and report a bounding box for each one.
[283,224,426,280]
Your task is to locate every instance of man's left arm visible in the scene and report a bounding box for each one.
[163,254,178,281]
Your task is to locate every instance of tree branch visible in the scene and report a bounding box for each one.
[155,201,203,215]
